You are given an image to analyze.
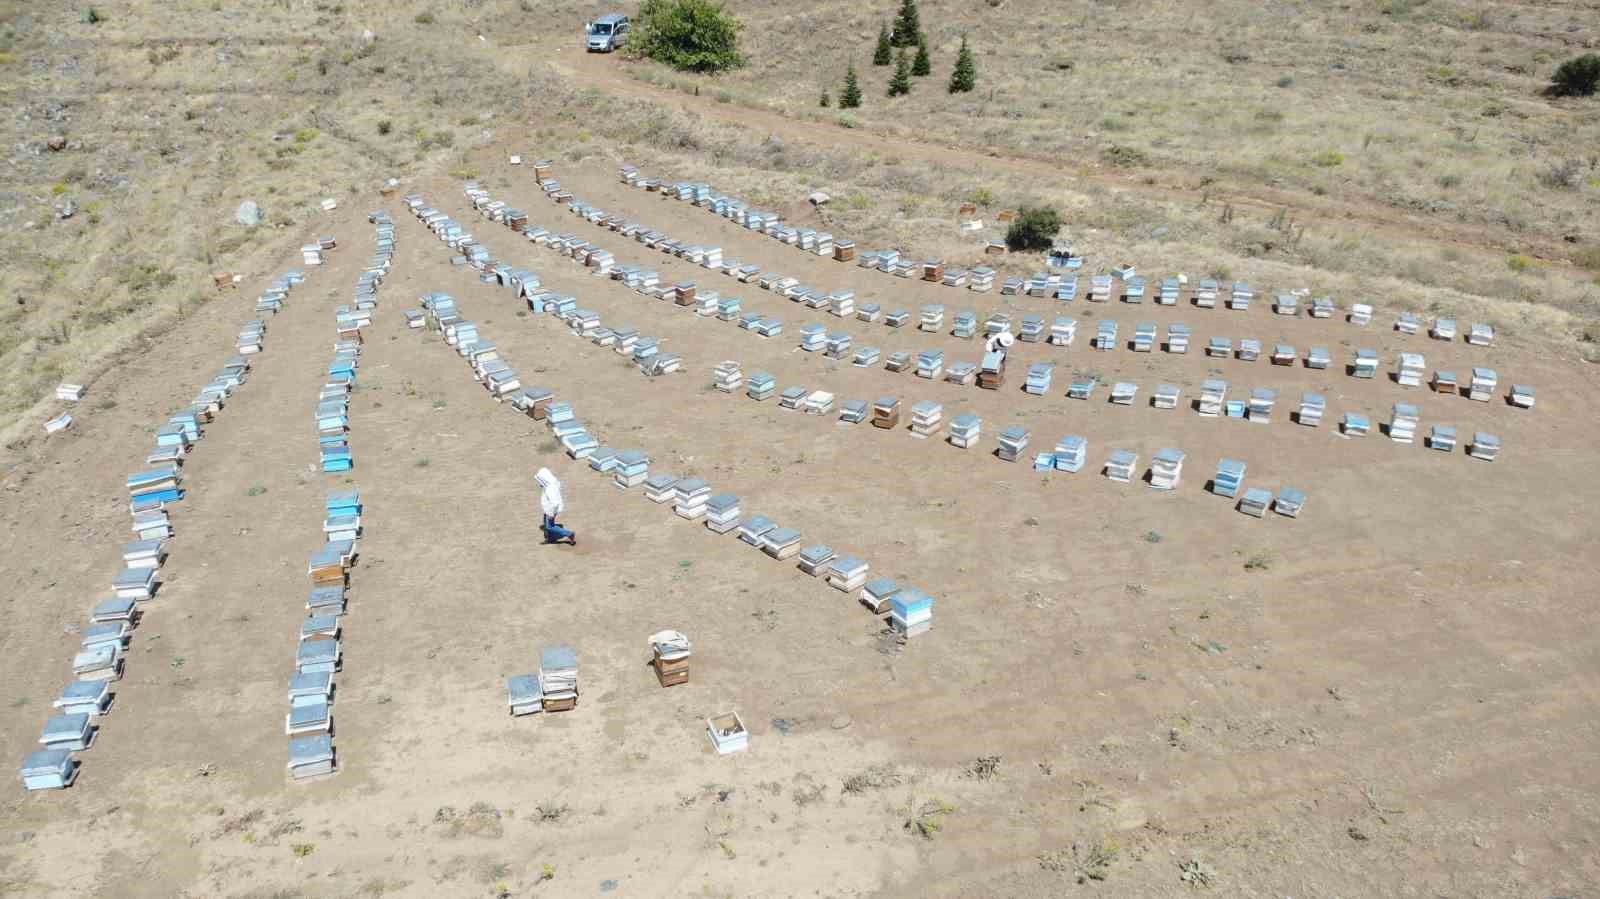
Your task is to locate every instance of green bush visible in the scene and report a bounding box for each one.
[413,10,433,24]
[948,36,976,93]
[631,0,743,74]
[1005,206,1061,252]
[1551,54,1600,97]
[912,33,931,77]
[1310,149,1344,167]
[888,48,912,96]
[840,63,862,109]
[890,0,920,47]
[873,22,892,66]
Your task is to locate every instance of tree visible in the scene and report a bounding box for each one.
[912,33,931,76]
[1551,53,1600,97]
[948,35,976,93]
[891,0,921,47]
[1006,206,1061,252]
[630,0,743,74]
[873,22,892,66]
[841,63,863,108]
[888,49,912,96]
[819,88,831,108]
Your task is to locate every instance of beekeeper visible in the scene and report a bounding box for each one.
[985,330,1015,363]
[535,467,576,545]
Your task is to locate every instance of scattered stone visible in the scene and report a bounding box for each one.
[235,200,263,227]
[46,135,67,152]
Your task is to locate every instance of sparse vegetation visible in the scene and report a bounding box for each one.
[631,0,744,74]
[1101,144,1148,167]
[292,843,315,858]
[842,765,903,793]
[1310,149,1345,167]
[1243,551,1272,572]
[1005,206,1061,251]
[904,797,956,838]
[412,10,433,24]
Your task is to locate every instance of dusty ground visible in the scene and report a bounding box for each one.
[4,4,1600,897]
[2,154,1599,897]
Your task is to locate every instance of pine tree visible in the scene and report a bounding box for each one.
[819,88,831,108]
[873,22,892,66]
[841,63,863,108]
[891,0,921,47]
[888,48,912,97]
[948,35,976,93]
[912,32,931,76]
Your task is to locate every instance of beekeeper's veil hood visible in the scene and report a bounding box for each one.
[536,467,564,517]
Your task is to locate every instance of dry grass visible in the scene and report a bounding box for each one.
[2,0,1596,449]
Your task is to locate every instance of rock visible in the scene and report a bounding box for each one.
[361,28,376,43]
[829,713,852,730]
[46,136,67,152]
[808,191,830,206]
[234,200,263,227]
[56,199,77,219]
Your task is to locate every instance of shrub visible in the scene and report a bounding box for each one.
[873,22,892,66]
[1100,144,1147,167]
[890,0,921,47]
[631,0,743,74]
[818,88,830,108]
[1506,254,1532,273]
[1575,246,1600,274]
[1005,206,1061,252]
[1550,53,1600,97]
[912,33,931,77]
[413,10,433,24]
[1535,157,1582,189]
[1310,149,1344,167]
[840,63,862,109]
[376,118,392,135]
[948,35,976,93]
[888,49,912,96]
[81,6,103,24]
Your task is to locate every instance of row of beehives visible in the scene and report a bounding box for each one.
[610,162,1498,348]
[434,182,1518,472]
[397,202,940,642]
[286,217,390,782]
[18,263,318,793]
[511,169,1524,405]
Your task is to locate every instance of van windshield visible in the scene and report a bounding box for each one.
[590,22,612,35]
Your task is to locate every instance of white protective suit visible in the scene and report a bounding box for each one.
[536,467,564,518]
[985,331,1016,355]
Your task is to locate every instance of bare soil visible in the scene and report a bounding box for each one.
[3,153,1599,897]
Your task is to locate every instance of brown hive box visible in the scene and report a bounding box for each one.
[653,654,689,688]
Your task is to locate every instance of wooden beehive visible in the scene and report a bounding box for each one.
[653,653,689,688]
